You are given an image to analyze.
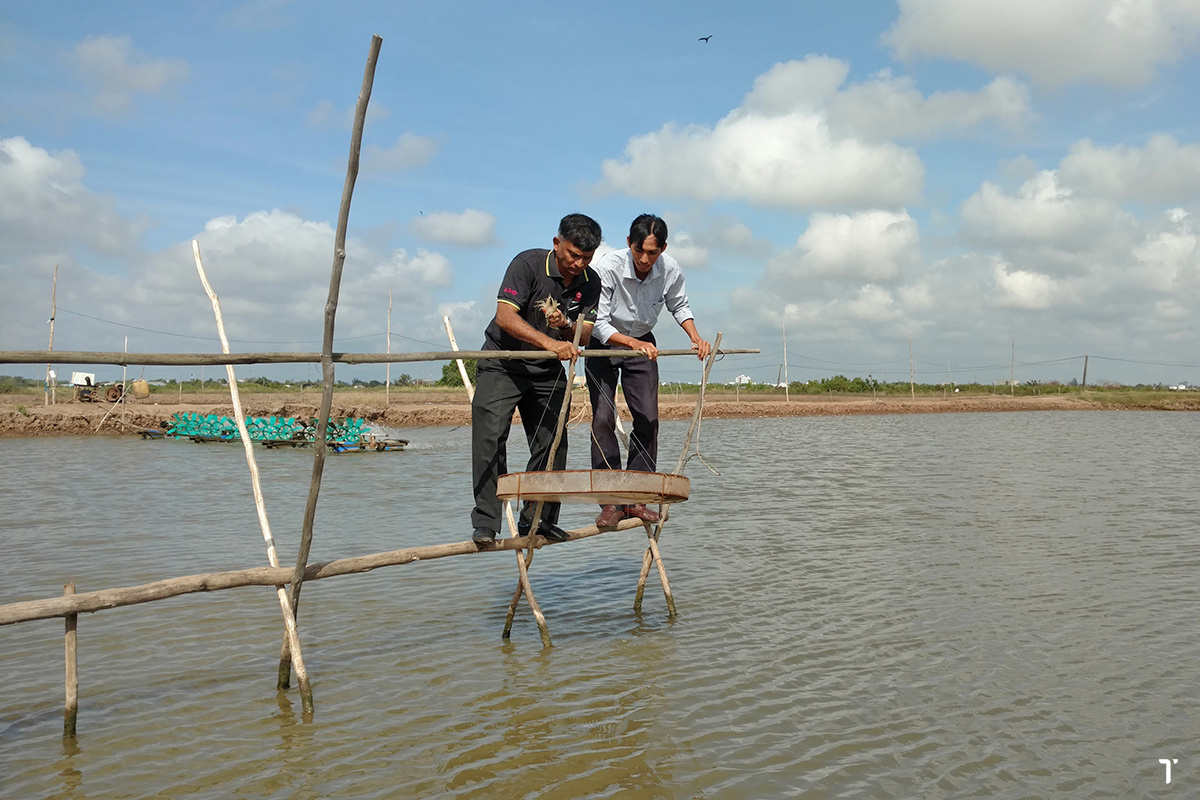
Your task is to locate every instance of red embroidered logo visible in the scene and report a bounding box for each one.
[502,287,518,296]
[575,292,582,300]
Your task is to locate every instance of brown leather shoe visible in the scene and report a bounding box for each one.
[625,503,662,523]
[596,504,625,529]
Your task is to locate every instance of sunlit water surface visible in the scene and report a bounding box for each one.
[1,412,1197,798]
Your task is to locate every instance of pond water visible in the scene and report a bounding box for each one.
[1,411,1197,798]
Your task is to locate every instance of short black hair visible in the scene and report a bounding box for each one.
[629,214,668,248]
[558,213,602,251]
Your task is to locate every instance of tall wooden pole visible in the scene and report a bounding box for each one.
[63,583,77,737]
[1082,354,1088,388]
[1011,339,1015,397]
[386,291,391,406]
[47,265,58,406]
[280,34,383,692]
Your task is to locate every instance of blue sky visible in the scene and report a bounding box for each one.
[3,0,1200,387]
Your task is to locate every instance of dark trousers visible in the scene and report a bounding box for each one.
[471,366,568,534]
[586,332,659,474]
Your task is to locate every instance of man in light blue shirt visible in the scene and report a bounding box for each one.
[587,214,711,529]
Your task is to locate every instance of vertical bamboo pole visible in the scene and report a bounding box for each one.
[280,34,383,691]
[193,240,315,714]
[63,583,77,738]
[634,333,722,614]
[47,264,58,406]
[442,315,475,401]
[386,291,392,406]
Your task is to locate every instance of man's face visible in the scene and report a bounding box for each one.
[553,237,595,280]
[629,234,665,274]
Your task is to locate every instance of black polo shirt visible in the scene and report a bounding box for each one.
[479,248,600,378]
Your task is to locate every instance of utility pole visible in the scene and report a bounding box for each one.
[909,334,915,399]
[46,264,58,405]
[782,322,789,402]
[1010,339,1015,397]
[1082,354,1088,388]
[386,291,392,406]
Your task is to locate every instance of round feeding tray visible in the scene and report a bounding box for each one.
[496,469,689,506]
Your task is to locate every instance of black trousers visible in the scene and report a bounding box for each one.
[471,366,568,534]
[586,332,659,474]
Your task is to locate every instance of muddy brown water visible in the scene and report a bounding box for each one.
[1,412,1197,797]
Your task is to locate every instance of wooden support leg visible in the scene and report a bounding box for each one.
[63,583,78,738]
[502,503,551,647]
[647,532,677,617]
[633,515,676,617]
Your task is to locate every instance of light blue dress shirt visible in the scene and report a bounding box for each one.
[592,248,694,345]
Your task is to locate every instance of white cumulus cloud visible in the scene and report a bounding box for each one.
[363,133,437,172]
[991,260,1060,309]
[70,35,189,116]
[768,209,922,283]
[1059,135,1200,204]
[0,136,145,260]
[885,0,1200,88]
[408,209,497,247]
[598,56,1031,210]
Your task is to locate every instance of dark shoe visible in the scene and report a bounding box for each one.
[518,519,571,543]
[596,504,625,529]
[625,503,662,523]
[472,526,497,544]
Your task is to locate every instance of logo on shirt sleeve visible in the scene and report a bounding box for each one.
[502,287,519,296]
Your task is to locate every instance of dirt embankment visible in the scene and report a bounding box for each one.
[0,389,1120,438]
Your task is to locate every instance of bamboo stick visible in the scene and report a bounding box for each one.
[0,518,649,627]
[504,503,551,647]
[280,34,383,694]
[193,240,315,715]
[63,583,77,738]
[442,315,475,401]
[0,347,757,367]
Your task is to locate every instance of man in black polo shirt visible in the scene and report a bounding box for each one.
[470,213,603,545]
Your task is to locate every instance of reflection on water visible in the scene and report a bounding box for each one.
[1,412,1198,798]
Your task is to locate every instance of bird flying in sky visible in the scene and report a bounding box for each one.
[699,35,712,42]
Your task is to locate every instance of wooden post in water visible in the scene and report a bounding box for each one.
[63,583,78,737]
[280,34,383,693]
